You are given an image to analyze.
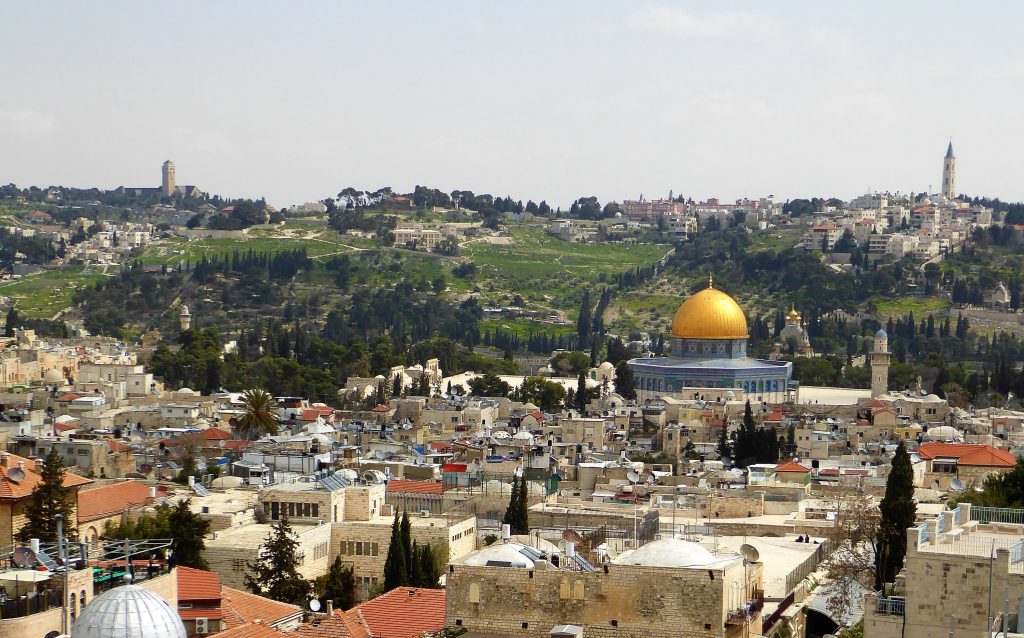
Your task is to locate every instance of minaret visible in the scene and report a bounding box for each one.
[179,305,192,332]
[162,160,176,198]
[871,328,890,397]
[941,141,956,199]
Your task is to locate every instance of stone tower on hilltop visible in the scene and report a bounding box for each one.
[162,160,176,198]
[942,141,956,200]
[871,328,890,398]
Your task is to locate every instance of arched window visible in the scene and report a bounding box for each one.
[572,579,585,600]
[69,593,77,622]
[559,578,571,600]
[468,582,480,604]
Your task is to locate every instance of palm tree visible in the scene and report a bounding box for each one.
[237,389,278,440]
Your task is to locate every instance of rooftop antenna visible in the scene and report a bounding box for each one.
[309,599,322,613]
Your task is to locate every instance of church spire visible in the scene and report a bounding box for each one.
[945,139,954,158]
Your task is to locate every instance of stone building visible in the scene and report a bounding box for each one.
[446,536,763,638]
[864,504,1024,638]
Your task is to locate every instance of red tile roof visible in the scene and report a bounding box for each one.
[224,440,253,451]
[299,409,322,422]
[917,443,1016,467]
[199,428,232,441]
[293,611,365,638]
[77,479,158,523]
[107,439,132,453]
[348,587,445,638]
[775,461,811,473]
[370,405,391,413]
[427,442,451,453]
[178,566,222,602]
[0,454,91,500]
[385,480,443,495]
[213,621,287,638]
[221,586,302,630]
[55,422,78,432]
[55,392,83,402]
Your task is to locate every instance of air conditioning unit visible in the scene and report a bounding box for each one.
[195,618,210,634]
[419,510,431,518]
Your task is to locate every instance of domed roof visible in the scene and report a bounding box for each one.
[671,281,748,340]
[875,328,888,339]
[598,361,615,370]
[612,537,717,568]
[71,584,186,638]
[463,542,537,568]
[43,368,65,383]
[179,305,190,315]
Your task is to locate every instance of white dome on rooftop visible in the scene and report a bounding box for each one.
[512,431,535,442]
[612,537,717,568]
[178,387,194,394]
[44,368,65,383]
[71,584,186,638]
[463,542,537,568]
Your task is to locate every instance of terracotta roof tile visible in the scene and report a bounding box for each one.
[178,607,224,620]
[77,479,157,523]
[293,610,364,638]
[55,392,83,402]
[107,439,132,453]
[178,566,222,602]
[349,587,445,638]
[775,461,811,473]
[199,428,232,441]
[211,621,287,638]
[917,443,1016,467]
[221,586,301,630]
[0,454,91,500]
[385,480,443,495]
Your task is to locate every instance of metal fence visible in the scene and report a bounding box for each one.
[952,505,962,527]
[918,524,932,545]
[0,589,62,620]
[969,506,1024,525]
[875,597,906,616]
[784,539,833,593]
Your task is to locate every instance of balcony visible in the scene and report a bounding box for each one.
[875,597,905,617]
[726,589,764,625]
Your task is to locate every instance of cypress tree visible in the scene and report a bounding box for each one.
[875,441,917,590]
[382,512,407,591]
[409,541,423,588]
[574,372,588,413]
[614,361,636,400]
[400,512,413,578]
[516,473,530,534]
[419,543,439,587]
[502,477,520,531]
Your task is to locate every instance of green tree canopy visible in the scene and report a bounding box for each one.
[17,449,78,543]
[245,515,313,605]
[875,441,916,589]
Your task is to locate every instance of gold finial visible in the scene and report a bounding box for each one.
[708,273,713,289]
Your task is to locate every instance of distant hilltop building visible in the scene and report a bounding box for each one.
[115,160,203,199]
[942,140,957,199]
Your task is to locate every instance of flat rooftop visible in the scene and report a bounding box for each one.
[206,522,324,547]
[798,386,872,406]
[916,523,1024,560]
[712,535,823,597]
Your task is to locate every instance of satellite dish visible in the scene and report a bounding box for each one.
[626,471,640,483]
[309,599,322,612]
[950,478,965,491]
[12,546,36,568]
[7,468,25,483]
[739,544,760,564]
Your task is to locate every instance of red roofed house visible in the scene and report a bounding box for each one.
[77,479,165,542]
[774,460,812,485]
[221,586,303,632]
[178,566,225,636]
[916,443,1017,490]
[0,451,92,545]
[293,587,445,638]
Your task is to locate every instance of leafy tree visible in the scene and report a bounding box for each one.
[317,555,355,610]
[517,376,567,412]
[245,515,313,605]
[467,373,511,397]
[237,388,278,439]
[717,423,731,460]
[17,449,77,542]
[874,441,916,589]
[551,351,591,376]
[168,498,211,569]
[614,361,636,400]
[382,512,407,591]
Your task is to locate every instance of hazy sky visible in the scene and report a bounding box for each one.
[3,1,1022,207]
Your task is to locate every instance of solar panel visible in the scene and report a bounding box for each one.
[191,483,209,497]
[35,550,57,571]
[518,547,544,562]
[319,474,350,491]
[571,554,597,573]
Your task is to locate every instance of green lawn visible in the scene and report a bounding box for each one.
[0,266,106,318]
[873,296,951,317]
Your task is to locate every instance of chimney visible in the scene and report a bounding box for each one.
[325,600,333,616]
[501,524,511,540]
[149,486,157,498]
[17,461,24,471]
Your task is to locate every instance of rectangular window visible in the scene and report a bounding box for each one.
[340,542,347,555]
[303,503,311,517]
[356,542,364,556]
[271,502,279,520]
[348,541,355,555]
[233,559,245,572]
[371,543,379,556]
[313,504,319,518]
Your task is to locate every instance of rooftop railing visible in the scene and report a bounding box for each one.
[875,597,906,617]
[969,506,1024,526]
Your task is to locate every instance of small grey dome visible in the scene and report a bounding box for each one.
[71,584,186,638]
[875,328,888,339]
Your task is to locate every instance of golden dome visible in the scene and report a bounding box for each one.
[786,306,801,321]
[670,281,749,339]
